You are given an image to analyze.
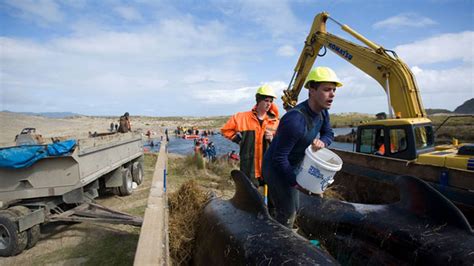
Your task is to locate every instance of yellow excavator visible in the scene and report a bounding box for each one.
[283,11,474,218]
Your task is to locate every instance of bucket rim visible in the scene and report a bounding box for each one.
[304,147,342,171]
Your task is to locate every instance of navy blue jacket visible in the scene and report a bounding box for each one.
[263,100,334,186]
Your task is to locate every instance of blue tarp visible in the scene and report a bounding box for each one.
[0,140,76,169]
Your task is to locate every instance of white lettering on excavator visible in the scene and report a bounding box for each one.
[328,43,353,61]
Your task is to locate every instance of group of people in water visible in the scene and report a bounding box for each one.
[175,126,216,138]
[193,137,217,162]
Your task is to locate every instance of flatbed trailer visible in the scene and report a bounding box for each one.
[0,132,145,256]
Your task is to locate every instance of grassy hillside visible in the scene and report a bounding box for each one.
[429,115,474,143]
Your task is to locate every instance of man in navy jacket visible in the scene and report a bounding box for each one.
[263,67,343,228]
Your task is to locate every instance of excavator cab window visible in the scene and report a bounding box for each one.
[358,127,409,157]
[414,125,434,150]
[359,127,383,154]
[389,129,408,154]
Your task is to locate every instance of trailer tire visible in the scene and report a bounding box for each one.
[7,206,40,250]
[0,211,27,257]
[26,225,40,250]
[118,167,133,196]
[132,161,144,185]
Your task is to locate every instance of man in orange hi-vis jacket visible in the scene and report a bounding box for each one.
[221,85,280,187]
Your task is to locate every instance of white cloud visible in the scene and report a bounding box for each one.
[193,86,255,104]
[0,16,263,115]
[277,45,297,57]
[335,67,385,98]
[182,67,245,84]
[326,60,473,114]
[5,0,64,24]
[411,65,473,94]
[44,17,248,59]
[193,81,287,105]
[395,31,474,65]
[373,13,437,30]
[113,6,143,22]
[0,37,55,59]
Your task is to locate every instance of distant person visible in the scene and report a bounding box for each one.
[110,122,115,132]
[375,134,396,155]
[194,141,202,159]
[206,142,217,162]
[221,84,279,187]
[165,129,169,142]
[376,112,387,120]
[375,136,385,155]
[118,112,132,133]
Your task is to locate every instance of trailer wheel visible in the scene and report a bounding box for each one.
[7,206,40,250]
[0,211,27,257]
[118,167,133,196]
[132,161,144,185]
[26,225,40,250]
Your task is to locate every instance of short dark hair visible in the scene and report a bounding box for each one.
[124,112,129,117]
[255,93,272,103]
[305,81,321,90]
[376,112,387,119]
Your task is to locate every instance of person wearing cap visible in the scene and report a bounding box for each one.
[262,66,342,228]
[221,84,280,187]
[118,112,132,133]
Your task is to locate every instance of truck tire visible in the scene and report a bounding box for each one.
[132,161,144,185]
[26,225,40,250]
[0,211,27,257]
[7,206,40,250]
[118,167,133,196]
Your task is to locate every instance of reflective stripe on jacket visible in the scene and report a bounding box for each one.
[221,103,279,181]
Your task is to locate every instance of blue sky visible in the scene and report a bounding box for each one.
[1,0,473,116]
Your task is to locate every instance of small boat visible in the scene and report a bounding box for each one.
[183,134,200,140]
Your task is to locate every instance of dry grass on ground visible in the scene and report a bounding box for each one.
[166,154,238,265]
[168,180,210,265]
[166,154,237,197]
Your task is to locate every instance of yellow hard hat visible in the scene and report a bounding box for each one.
[304,67,343,88]
[256,84,277,98]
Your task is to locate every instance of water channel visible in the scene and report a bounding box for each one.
[144,127,356,155]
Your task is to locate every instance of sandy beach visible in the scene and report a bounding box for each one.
[0,112,222,147]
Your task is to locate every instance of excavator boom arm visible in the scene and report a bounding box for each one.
[283,12,426,118]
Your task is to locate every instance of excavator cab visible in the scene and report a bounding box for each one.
[356,118,435,160]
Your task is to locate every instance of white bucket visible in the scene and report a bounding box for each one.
[296,146,343,194]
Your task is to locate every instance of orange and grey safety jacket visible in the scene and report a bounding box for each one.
[221,103,279,184]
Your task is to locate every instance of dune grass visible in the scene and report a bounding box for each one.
[166,154,237,194]
[166,153,238,264]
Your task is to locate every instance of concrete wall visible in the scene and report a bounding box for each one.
[134,141,169,265]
